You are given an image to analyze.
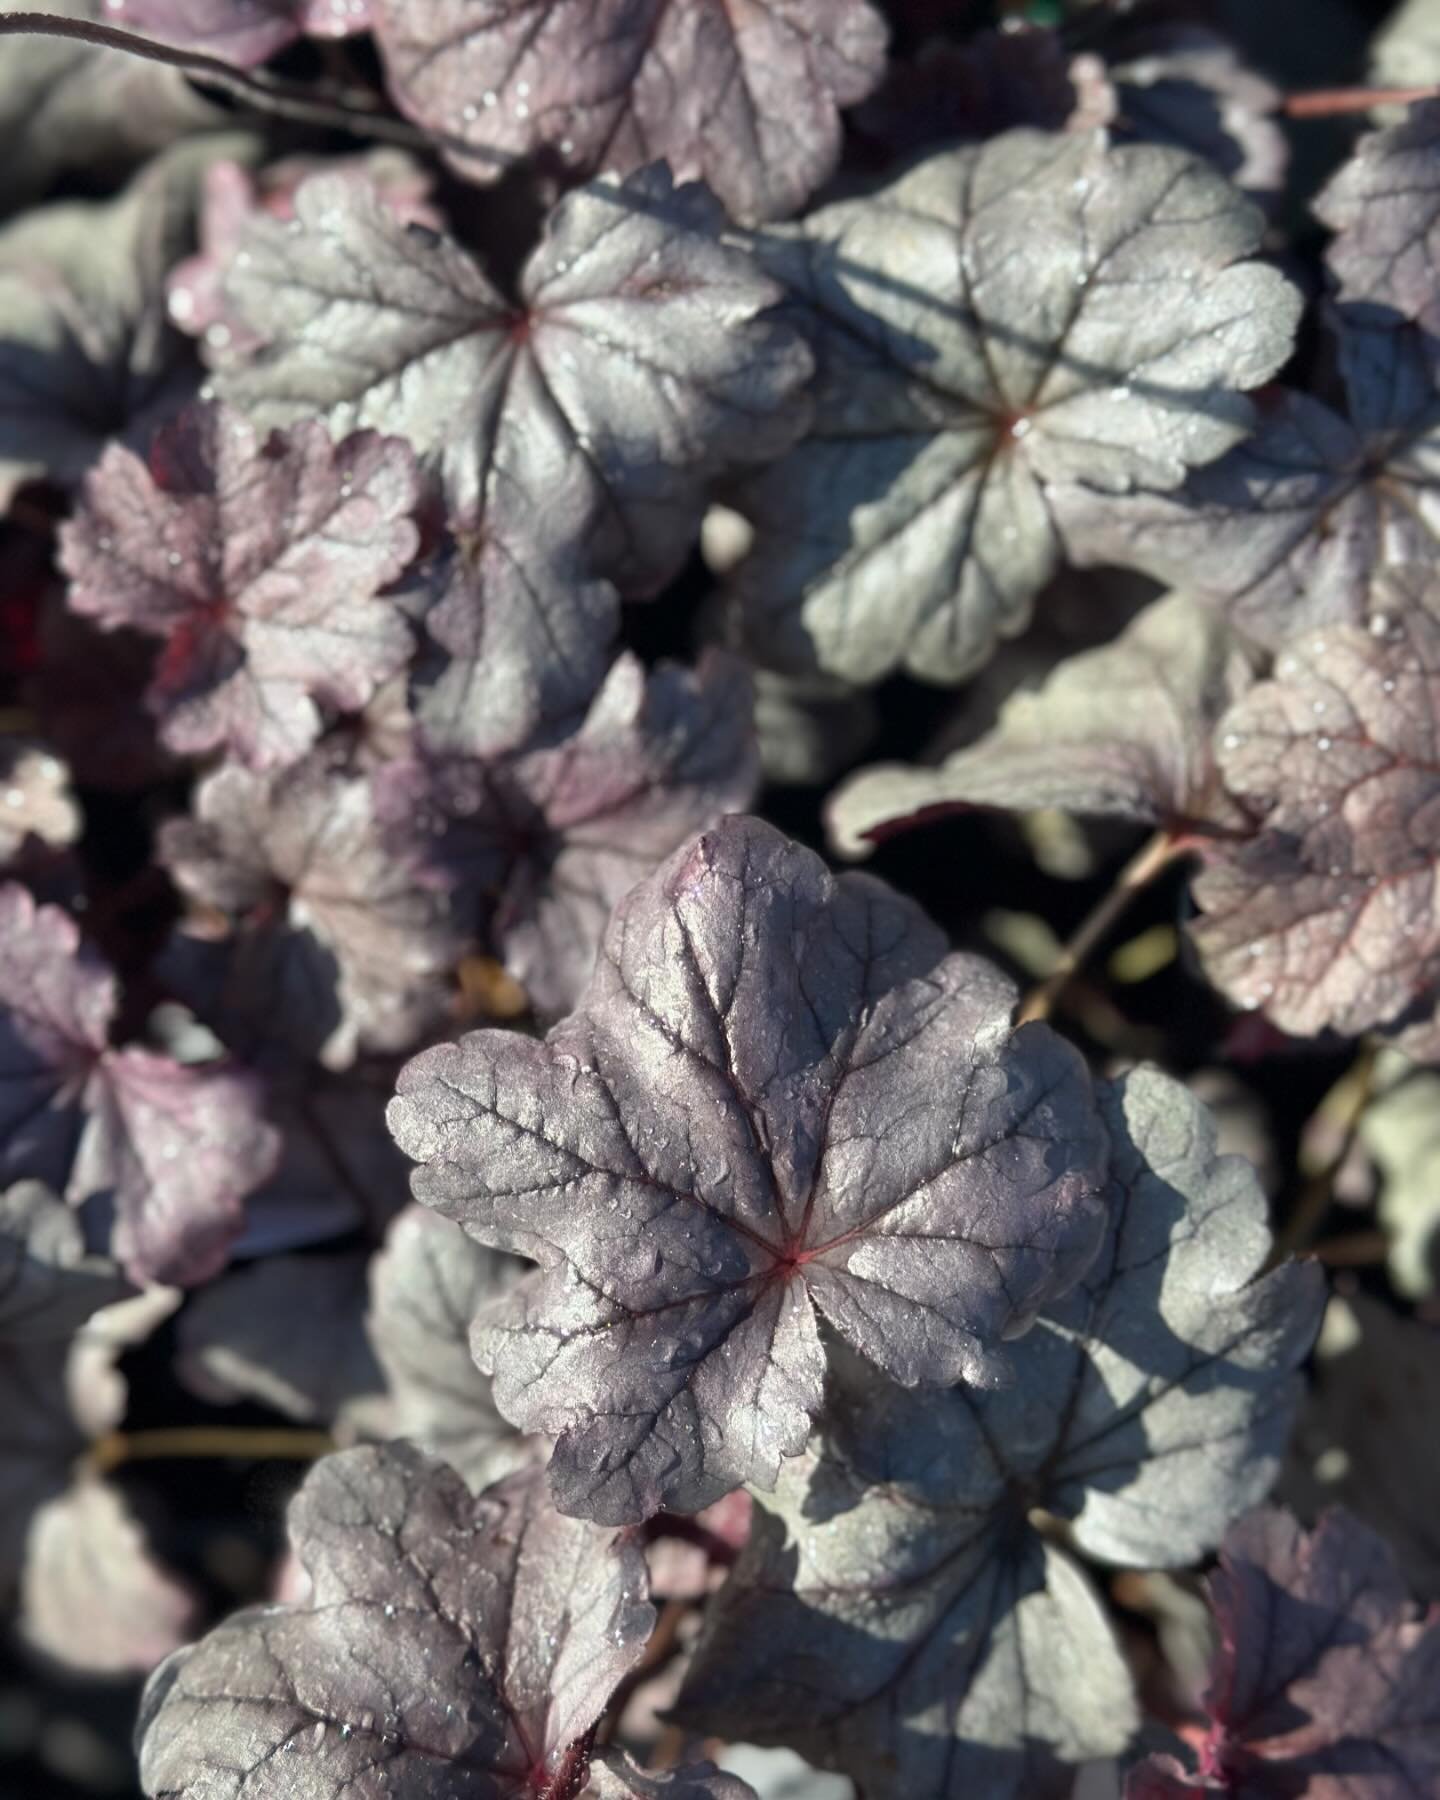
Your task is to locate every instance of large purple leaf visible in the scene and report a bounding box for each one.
[1190,568,1440,1037]
[1125,1508,1440,1799]
[1054,311,1440,646]
[1315,101,1440,330]
[215,165,813,595]
[135,1445,655,1799]
[109,0,371,67]
[827,592,1257,856]
[727,130,1300,685]
[159,751,464,1069]
[60,401,421,770]
[387,815,1109,1524]
[382,650,760,1019]
[675,1068,1324,1800]
[0,134,250,505]
[371,0,888,224]
[0,884,279,1285]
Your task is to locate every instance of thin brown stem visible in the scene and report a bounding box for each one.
[86,1425,335,1477]
[1285,84,1440,118]
[1268,1043,1379,1266]
[0,12,434,149]
[1016,830,1184,1026]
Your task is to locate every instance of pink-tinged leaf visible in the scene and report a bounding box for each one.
[1125,1508,1440,1799]
[1316,100,1440,330]
[1190,569,1440,1037]
[0,883,280,1285]
[381,650,760,1018]
[159,751,464,1069]
[827,592,1257,855]
[371,0,888,224]
[135,1446,655,1798]
[387,815,1108,1524]
[1055,311,1440,646]
[107,0,370,66]
[60,402,422,770]
[729,131,1300,685]
[215,165,814,594]
[20,1478,197,1676]
[676,1068,1322,1799]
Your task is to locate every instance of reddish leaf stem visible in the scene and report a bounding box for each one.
[1284,84,1440,118]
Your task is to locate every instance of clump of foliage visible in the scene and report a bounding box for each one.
[1,3,1439,1798]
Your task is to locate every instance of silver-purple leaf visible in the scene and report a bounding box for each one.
[387,815,1108,1524]
[370,0,888,224]
[136,1445,655,1799]
[1315,101,1440,329]
[368,1205,532,1492]
[1125,1508,1440,1799]
[0,884,280,1285]
[1190,569,1440,1036]
[383,650,760,1019]
[728,130,1300,685]
[60,402,421,770]
[109,0,370,66]
[0,134,251,505]
[159,752,463,1069]
[827,592,1256,856]
[1054,312,1440,645]
[216,165,813,594]
[675,1068,1324,1800]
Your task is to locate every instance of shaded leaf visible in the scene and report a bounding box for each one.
[136,1445,655,1799]
[388,814,1108,1523]
[729,130,1299,685]
[382,650,759,1019]
[1125,1508,1440,1799]
[216,165,813,594]
[60,402,421,769]
[590,1749,758,1799]
[0,1180,126,1344]
[0,134,250,505]
[371,0,887,224]
[827,592,1256,855]
[368,1205,532,1492]
[675,1068,1324,1799]
[1055,310,1440,645]
[159,751,464,1070]
[1190,568,1440,1035]
[1358,1058,1440,1294]
[0,883,280,1284]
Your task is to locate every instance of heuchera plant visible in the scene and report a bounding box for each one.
[1,4,1439,1799]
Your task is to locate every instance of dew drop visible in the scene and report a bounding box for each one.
[1370,612,1393,637]
[515,101,531,119]
[462,102,479,122]
[482,89,498,107]
[166,551,182,568]
[1317,736,1332,750]
[1312,700,1326,715]
[1383,678,1397,694]
[1222,732,1243,750]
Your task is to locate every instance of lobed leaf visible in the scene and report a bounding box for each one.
[389,814,1109,1523]
[675,1068,1324,1799]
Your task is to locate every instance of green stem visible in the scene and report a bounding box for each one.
[87,1425,335,1477]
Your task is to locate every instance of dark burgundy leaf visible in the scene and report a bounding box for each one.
[370,0,889,223]
[135,1445,655,1798]
[387,815,1109,1524]
[827,592,1257,854]
[1190,569,1440,1037]
[729,131,1300,685]
[382,650,760,1018]
[159,751,464,1069]
[675,1068,1324,1799]
[60,401,422,770]
[216,165,813,594]
[0,883,280,1284]
[1124,1508,1440,1799]
[109,0,371,65]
